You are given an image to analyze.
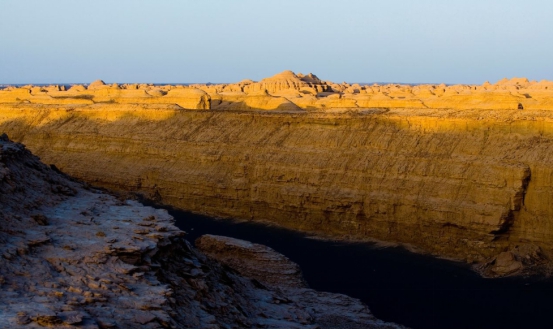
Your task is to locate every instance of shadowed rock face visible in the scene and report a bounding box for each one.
[196,234,403,329]
[0,136,398,328]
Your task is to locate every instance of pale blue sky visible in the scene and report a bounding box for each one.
[1,0,552,84]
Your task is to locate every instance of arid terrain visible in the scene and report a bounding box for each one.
[2,71,553,279]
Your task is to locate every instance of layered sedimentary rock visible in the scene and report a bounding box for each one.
[2,73,553,277]
[2,105,553,277]
[0,136,398,328]
[196,234,306,288]
[0,82,210,109]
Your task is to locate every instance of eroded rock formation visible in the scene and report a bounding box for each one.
[196,234,306,288]
[0,136,398,328]
[196,234,397,328]
[2,72,553,277]
[2,72,553,111]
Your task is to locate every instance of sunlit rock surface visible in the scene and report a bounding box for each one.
[2,72,553,110]
[0,136,399,328]
[2,72,553,277]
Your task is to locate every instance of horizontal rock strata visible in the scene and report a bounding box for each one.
[2,105,553,276]
[196,234,307,288]
[196,234,398,328]
[2,71,553,277]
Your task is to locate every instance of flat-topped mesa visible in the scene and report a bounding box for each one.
[31,79,211,109]
[210,88,302,111]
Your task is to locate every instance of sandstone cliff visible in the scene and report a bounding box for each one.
[1,104,553,277]
[0,135,398,328]
[2,72,553,277]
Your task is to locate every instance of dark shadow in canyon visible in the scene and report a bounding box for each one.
[4,109,553,327]
[153,203,553,329]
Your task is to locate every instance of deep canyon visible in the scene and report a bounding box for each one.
[3,104,553,276]
[3,71,553,327]
[0,135,397,328]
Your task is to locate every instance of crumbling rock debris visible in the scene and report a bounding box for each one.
[475,243,549,278]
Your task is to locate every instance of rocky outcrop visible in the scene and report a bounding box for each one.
[0,136,397,328]
[159,88,211,109]
[0,81,211,110]
[211,90,302,111]
[196,235,400,328]
[196,234,306,288]
[242,70,332,95]
[87,80,107,90]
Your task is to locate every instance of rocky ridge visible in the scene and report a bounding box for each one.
[0,135,399,328]
[196,234,394,328]
[196,234,307,289]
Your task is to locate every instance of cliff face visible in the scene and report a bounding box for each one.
[2,104,553,275]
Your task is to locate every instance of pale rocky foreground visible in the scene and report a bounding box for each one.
[0,135,400,328]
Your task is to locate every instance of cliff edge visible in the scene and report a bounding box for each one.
[0,135,398,328]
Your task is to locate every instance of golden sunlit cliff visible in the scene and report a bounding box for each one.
[2,72,553,277]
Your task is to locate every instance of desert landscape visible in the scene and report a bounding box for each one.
[2,1,553,328]
[4,70,553,324]
[2,71,553,279]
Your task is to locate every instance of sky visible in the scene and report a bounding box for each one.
[1,0,552,84]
